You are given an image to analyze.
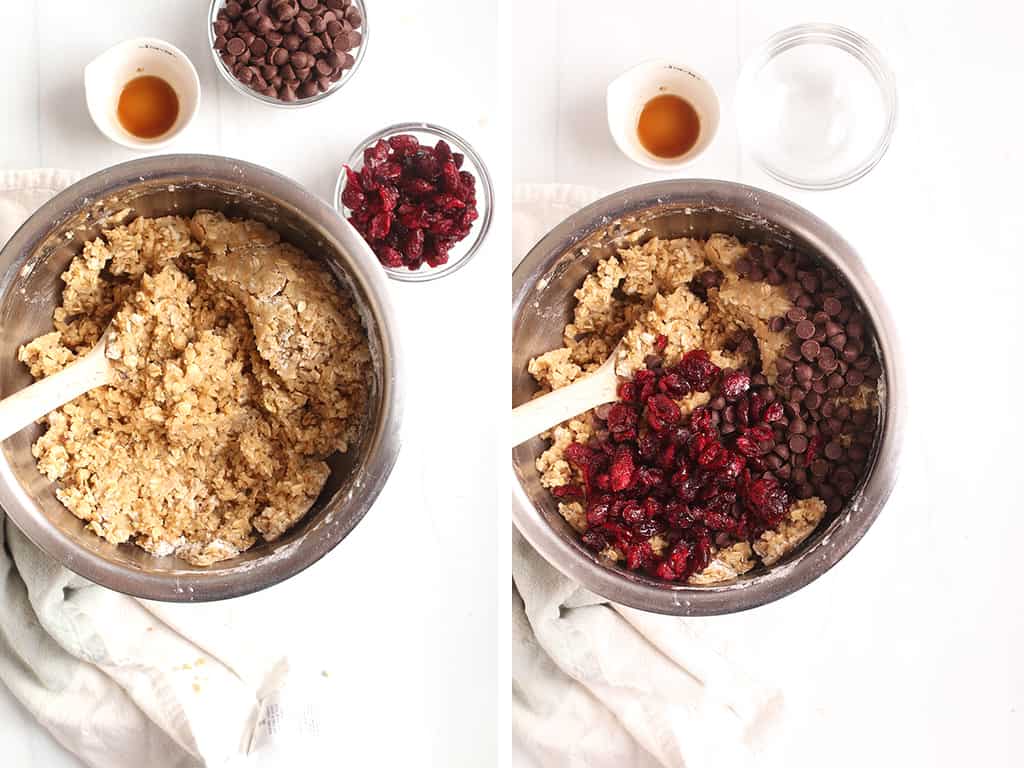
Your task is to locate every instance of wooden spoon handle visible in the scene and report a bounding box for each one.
[511,367,619,447]
[0,346,110,442]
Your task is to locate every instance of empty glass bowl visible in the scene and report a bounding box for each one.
[736,24,897,190]
[335,122,494,282]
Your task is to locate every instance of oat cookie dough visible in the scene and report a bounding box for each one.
[19,211,371,566]
[529,233,879,584]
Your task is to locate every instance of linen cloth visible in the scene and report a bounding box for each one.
[512,183,794,768]
[0,170,330,768]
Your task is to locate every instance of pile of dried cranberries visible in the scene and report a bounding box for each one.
[341,134,479,270]
[553,346,794,583]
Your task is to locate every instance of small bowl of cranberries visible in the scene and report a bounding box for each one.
[336,122,493,282]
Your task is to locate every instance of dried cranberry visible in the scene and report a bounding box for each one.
[387,133,420,155]
[552,484,584,499]
[581,529,608,551]
[609,445,637,492]
[646,394,682,432]
[625,540,654,570]
[720,370,751,401]
[606,403,639,442]
[621,500,646,525]
[745,477,789,525]
[678,350,720,391]
[763,401,784,422]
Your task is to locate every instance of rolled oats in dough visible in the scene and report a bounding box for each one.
[19,211,371,566]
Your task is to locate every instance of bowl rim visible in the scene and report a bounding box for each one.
[334,121,495,283]
[0,154,403,602]
[511,178,906,615]
[207,0,369,109]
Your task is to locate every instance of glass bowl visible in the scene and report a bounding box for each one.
[335,122,494,283]
[207,0,368,108]
[736,24,897,190]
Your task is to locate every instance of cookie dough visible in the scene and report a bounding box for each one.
[19,211,371,566]
[530,233,873,583]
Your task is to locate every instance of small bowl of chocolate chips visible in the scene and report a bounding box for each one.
[209,0,366,107]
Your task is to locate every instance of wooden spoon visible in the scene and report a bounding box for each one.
[0,326,114,442]
[512,342,623,447]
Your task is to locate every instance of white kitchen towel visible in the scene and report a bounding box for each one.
[0,170,329,768]
[511,183,790,768]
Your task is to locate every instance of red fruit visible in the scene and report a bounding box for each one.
[378,185,400,211]
[763,401,784,422]
[387,133,419,154]
[745,477,789,525]
[374,161,403,181]
[656,560,678,581]
[401,176,436,196]
[403,228,425,261]
[657,372,691,398]
[376,245,403,268]
[668,542,692,576]
[552,484,584,499]
[609,446,637,492]
[654,334,668,352]
[606,403,639,442]
[689,407,713,434]
[581,529,608,551]
[368,211,393,240]
[431,192,466,211]
[586,499,611,525]
[735,435,760,457]
[646,393,682,432]
[434,139,453,162]
[720,370,751,400]
[625,540,653,570]
[678,350,720,391]
[621,500,645,525]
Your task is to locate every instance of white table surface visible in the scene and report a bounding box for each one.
[0,1,500,766]
[512,0,1021,766]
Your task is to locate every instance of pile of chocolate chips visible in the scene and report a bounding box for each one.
[717,244,882,515]
[213,0,363,102]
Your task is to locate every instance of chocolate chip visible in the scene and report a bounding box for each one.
[789,417,807,435]
[800,340,820,360]
[823,297,843,316]
[786,307,807,323]
[784,344,803,362]
[795,319,815,340]
[710,396,726,411]
[824,441,843,460]
[819,356,838,373]
[847,369,865,387]
[804,391,822,411]
[811,459,829,478]
[226,36,247,55]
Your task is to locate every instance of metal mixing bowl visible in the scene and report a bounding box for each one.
[0,155,402,601]
[512,179,905,615]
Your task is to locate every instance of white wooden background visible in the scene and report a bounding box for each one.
[511,1,1021,766]
[1,1,501,766]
